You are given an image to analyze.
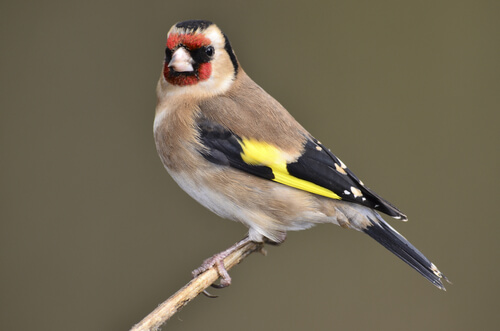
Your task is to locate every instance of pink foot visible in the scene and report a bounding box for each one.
[192,236,253,288]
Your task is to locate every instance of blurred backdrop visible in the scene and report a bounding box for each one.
[1,1,499,330]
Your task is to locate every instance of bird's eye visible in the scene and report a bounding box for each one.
[205,46,214,57]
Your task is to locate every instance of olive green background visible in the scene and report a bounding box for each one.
[1,1,499,330]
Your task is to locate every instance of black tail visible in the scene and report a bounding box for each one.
[364,217,448,290]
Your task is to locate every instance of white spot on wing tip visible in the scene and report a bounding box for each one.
[335,163,347,175]
[350,186,363,198]
[430,263,443,278]
[338,158,347,169]
[393,215,408,222]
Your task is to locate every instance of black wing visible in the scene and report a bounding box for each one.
[196,116,406,220]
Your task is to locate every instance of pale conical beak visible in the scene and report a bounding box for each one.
[168,47,194,72]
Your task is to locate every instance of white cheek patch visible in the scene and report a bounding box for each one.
[204,28,225,49]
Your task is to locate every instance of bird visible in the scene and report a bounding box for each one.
[154,19,448,290]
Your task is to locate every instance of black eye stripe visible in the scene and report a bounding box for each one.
[190,46,214,64]
[165,48,173,61]
[165,45,214,67]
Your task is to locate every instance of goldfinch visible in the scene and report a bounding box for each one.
[154,20,448,290]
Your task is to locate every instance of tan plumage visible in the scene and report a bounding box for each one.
[154,20,448,289]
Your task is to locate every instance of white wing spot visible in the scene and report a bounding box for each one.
[430,263,443,277]
[335,163,347,175]
[350,186,363,198]
[343,190,351,195]
[316,145,322,151]
[338,158,347,169]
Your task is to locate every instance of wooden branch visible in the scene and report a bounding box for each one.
[130,240,264,331]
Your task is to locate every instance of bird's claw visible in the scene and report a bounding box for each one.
[192,237,255,295]
[192,252,233,293]
[202,289,218,298]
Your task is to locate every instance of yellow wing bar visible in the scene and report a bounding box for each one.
[239,138,341,200]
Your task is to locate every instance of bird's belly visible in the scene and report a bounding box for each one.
[167,169,248,221]
[166,165,338,242]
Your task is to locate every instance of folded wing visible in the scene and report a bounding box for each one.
[197,115,406,220]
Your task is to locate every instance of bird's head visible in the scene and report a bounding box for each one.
[161,20,239,95]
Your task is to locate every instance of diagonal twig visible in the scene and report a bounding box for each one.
[130,240,264,331]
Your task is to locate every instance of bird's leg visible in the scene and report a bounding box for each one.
[192,236,254,288]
